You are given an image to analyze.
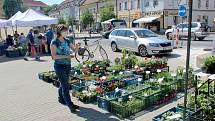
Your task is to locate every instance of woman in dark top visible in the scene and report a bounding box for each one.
[6,35,14,46]
[50,24,80,113]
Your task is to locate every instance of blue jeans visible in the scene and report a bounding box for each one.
[54,64,73,107]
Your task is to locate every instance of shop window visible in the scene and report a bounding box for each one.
[198,0,201,8]
[131,0,134,10]
[124,2,128,10]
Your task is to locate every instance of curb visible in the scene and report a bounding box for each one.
[75,36,102,39]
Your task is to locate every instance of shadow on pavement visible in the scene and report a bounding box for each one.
[0,56,24,63]
[75,106,120,121]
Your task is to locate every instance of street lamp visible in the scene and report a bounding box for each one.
[183,0,193,120]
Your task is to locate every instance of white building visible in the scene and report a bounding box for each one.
[138,0,215,30]
[116,0,215,31]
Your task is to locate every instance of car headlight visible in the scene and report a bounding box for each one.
[149,43,159,47]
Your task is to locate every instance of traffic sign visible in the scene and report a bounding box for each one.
[178,5,186,17]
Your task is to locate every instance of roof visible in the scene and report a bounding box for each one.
[83,0,100,5]
[23,0,48,7]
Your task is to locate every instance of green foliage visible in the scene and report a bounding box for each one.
[58,15,66,24]
[204,56,215,74]
[3,0,23,19]
[100,6,116,22]
[81,9,94,28]
[42,4,58,15]
[67,16,76,26]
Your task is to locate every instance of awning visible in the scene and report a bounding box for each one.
[101,18,116,24]
[133,16,160,23]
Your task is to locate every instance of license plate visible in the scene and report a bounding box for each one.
[163,47,170,50]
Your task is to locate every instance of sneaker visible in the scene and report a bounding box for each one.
[58,98,66,105]
[69,105,79,113]
[24,57,28,61]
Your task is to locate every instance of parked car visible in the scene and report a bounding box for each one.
[109,28,173,57]
[165,22,208,41]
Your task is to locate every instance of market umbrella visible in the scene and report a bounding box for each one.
[14,9,58,27]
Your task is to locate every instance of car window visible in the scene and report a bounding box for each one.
[111,30,118,36]
[117,30,126,37]
[134,30,158,38]
[200,23,207,28]
[191,23,198,28]
[126,30,135,37]
[177,24,182,28]
[177,24,187,28]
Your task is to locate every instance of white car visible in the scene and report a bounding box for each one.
[165,22,208,41]
[109,28,173,57]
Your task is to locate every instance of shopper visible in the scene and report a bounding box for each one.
[24,29,34,61]
[6,35,14,46]
[14,31,19,46]
[18,33,27,45]
[45,28,54,54]
[34,30,41,60]
[50,24,80,113]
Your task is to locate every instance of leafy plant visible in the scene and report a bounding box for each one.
[204,56,215,74]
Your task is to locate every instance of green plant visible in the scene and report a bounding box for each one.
[204,56,215,74]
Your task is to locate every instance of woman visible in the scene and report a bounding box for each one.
[50,24,79,113]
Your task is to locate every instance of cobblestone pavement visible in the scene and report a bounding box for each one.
[0,39,211,121]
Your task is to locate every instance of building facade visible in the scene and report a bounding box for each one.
[22,0,48,13]
[116,0,215,30]
[0,0,4,18]
[81,0,115,22]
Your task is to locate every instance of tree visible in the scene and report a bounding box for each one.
[58,15,66,24]
[67,16,76,26]
[43,4,58,16]
[81,9,94,28]
[100,6,116,22]
[3,0,23,19]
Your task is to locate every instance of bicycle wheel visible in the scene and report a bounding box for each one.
[99,47,108,60]
[75,48,90,63]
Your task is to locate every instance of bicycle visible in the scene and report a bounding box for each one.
[75,37,108,63]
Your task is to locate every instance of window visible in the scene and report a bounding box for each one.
[198,0,201,8]
[137,0,140,8]
[214,0,215,8]
[191,23,198,28]
[131,0,134,10]
[153,0,158,6]
[119,3,122,11]
[134,30,158,38]
[117,30,126,37]
[144,0,149,7]
[93,8,96,14]
[206,0,209,8]
[124,2,128,10]
[126,30,135,37]
[111,30,118,36]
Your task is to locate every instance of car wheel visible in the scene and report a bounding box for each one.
[198,37,205,41]
[111,42,119,52]
[167,32,172,40]
[138,45,148,57]
[191,33,196,41]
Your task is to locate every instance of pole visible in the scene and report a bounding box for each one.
[115,0,118,18]
[128,10,131,28]
[183,0,193,120]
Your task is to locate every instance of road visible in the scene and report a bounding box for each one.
[0,37,212,121]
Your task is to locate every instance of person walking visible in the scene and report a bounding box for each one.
[45,28,54,54]
[24,29,34,61]
[34,30,41,60]
[50,24,80,113]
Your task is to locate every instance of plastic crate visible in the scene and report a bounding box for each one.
[97,90,128,112]
[152,107,193,121]
[111,96,145,118]
[18,49,28,56]
[6,50,20,58]
[70,80,97,91]
[120,74,143,86]
[77,91,98,103]
[38,73,44,80]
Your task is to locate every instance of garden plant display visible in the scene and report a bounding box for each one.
[204,56,215,74]
[111,96,145,118]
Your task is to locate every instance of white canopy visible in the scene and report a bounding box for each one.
[9,11,23,26]
[0,19,12,28]
[14,9,58,27]
[133,16,160,23]
[101,18,116,24]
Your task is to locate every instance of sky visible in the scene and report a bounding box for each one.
[39,0,64,5]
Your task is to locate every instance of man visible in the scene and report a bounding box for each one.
[18,33,27,45]
[24,29,34,61]
[14,31,19,46]
[6,35,14,46]
[45,28,54,54]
